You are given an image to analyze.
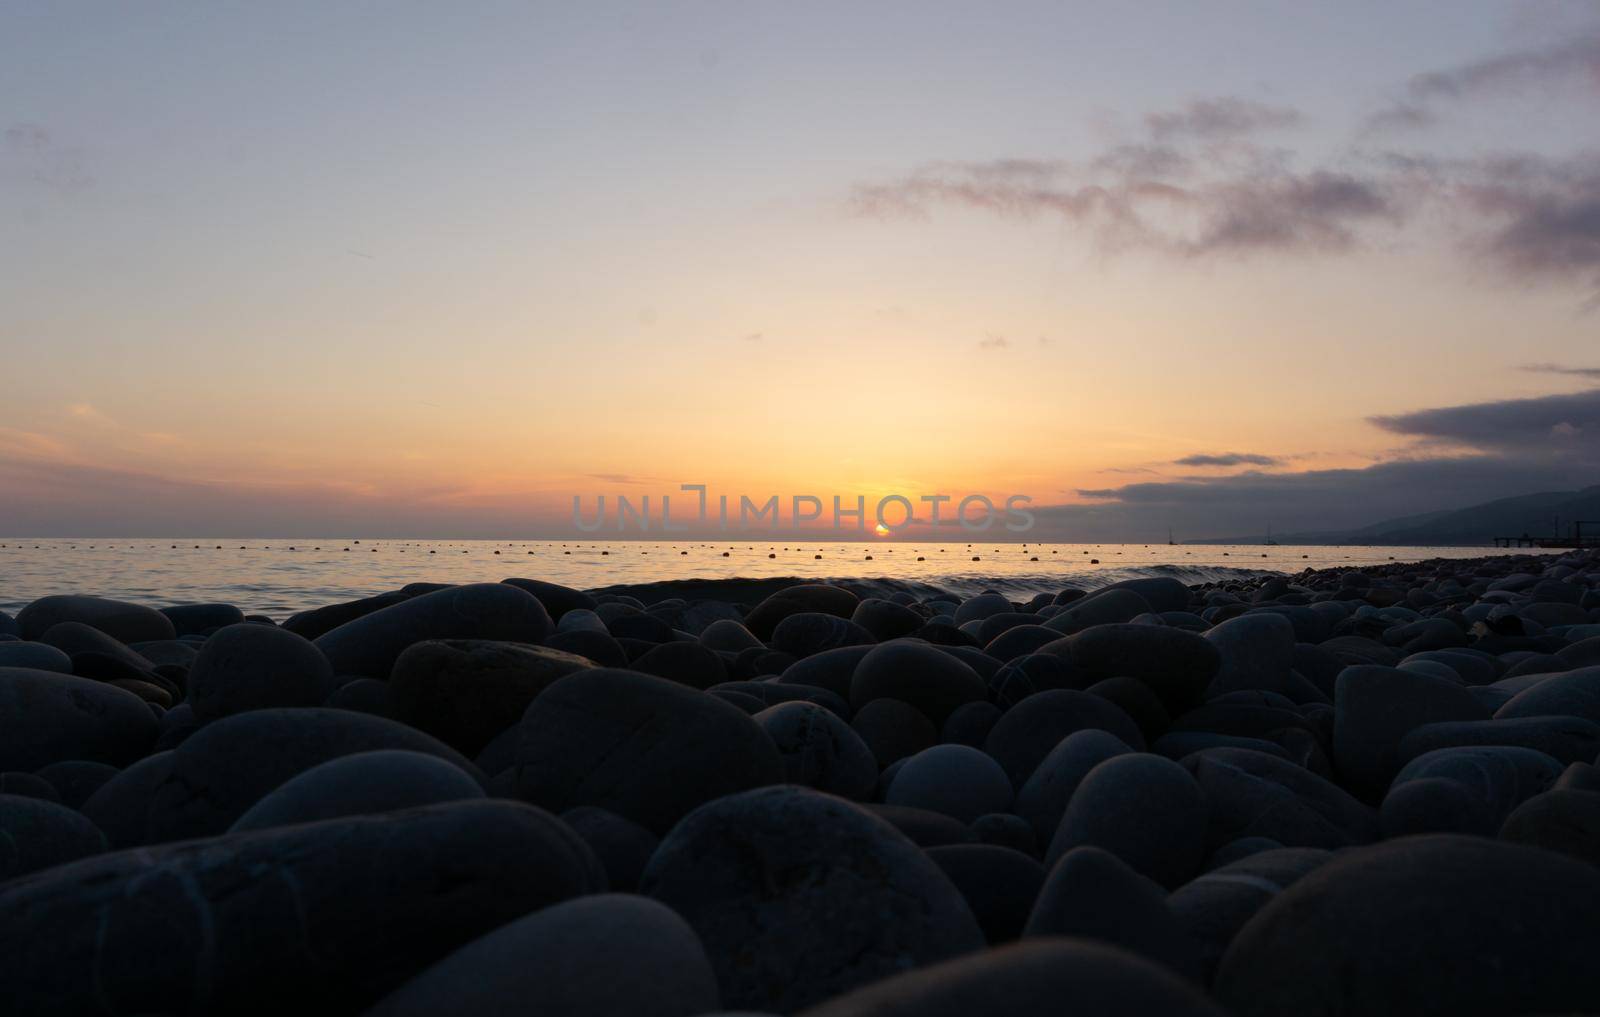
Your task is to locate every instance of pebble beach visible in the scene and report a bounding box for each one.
[2,548,1600,1015]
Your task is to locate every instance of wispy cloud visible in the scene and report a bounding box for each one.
[1145,97,1302,141]
[1173,452,1282,467]
[2,123,92,193]
[1524,362,1600,378]
[1367,33,1600,132]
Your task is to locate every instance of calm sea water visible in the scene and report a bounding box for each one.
[0,538,1552,619]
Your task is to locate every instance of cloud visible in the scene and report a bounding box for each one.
[978,334,1010,350]
[586,472,660,485]
[850,132,1598,299]
[1368,34,1600,132]
[849,157,1406,258]
[1173,452,1282,467]
[1369,386,1600,460]
[1408,36,1600,102]
[741,332,763,342]
[1457,154,1600,290]
[1,123,92,193]
[1145,97,1303,141]
[1524,362,1600,378]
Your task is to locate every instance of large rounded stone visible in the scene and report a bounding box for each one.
[983,624,1061,662]
[641,786,983,1013]
[189,623,336,722]
[632,640,731,689]
[1500,788,1600,866]
[17,595,175,643]
[772,613,875,659]
[851,641,986,724]
[560,806,658,891]
[0,668,157,771]
[1104,576,1192,613]
[0,793,107,880]
[1042,624,1221,714]
[390,639,595,755]
[146,708,480,841]
[1042,589,1153,635]
[0,800,604,1015]
[1181,747,1376,850]
[927,844,1045,944]
[365,894,719,1017]
[1380,777,1496,837]
[1214,836,1600,1017]
[0,642,71,673]
[1167,847,1332,983]
[1332,665,1488,798]
[1398,715,1600,766]
[1495,665,1600,724]
[700,618,764,653]
[1014,729,1133,844]
[33,759,118,809]
[79,751,174,848]
[545,628,628,668]
[852,698,937,768]
[1393,742,1562,812]
[1204,612,1317,701]
[1046,753,1207,887]
[515,669,783,834]
[852,598,924,642]
[987,653,1083,708]
[499,577,596,621]
[755,701,877,800]
[780,645,875,699]
[282,591,410,641]
[795,939,1227,1017]
[315,583,552,678]
[887,745,1013,823]
[160,603,246,636]
[953,593,1016,626]
[983,690,1145,788]
[942,700,1003,747]
[39,621,159,682]
[743,585,860,640]
[229,749,485,832]
[1023,845,1197,978]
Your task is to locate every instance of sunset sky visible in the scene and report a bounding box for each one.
[3,2,1598,538]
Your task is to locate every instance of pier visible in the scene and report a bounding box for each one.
[1494,520,1600,549]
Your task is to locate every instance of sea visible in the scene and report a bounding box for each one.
[0,538,1558,618]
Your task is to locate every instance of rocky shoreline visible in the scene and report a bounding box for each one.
[1,548,1598,1014]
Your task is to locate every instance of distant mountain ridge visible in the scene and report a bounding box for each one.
[1197,484,1600,546]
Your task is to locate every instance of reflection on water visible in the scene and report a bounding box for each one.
[0,538,1554,618]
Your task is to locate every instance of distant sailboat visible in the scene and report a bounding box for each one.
[1265,525,1279,546]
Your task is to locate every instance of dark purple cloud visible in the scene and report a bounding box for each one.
[1369,387,1600,459]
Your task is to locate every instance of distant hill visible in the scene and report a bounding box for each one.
[1347,485,1600,545]
[1191,485,1600,546]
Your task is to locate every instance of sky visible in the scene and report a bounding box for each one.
[2,1,1598,539]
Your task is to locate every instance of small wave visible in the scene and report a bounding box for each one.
[585,563,1285,605]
